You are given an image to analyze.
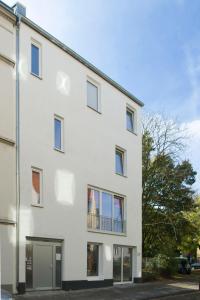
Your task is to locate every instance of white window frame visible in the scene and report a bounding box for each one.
[54,115,64,152]
[87,242,103,280]
[31,167,43,207]
[86,77,101,113]
[87,186,126,235]
[126,105,137,134]
[30,39,42,78]
[115,146,127,177]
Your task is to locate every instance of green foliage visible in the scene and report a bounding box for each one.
[143,254,179,279]
[142,115,197,258]
[179,196,200,255]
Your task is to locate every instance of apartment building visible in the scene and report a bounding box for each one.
[0,1,144,295]
[0,2,16,294]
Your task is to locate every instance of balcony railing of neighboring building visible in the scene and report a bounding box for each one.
[87,213,126,234]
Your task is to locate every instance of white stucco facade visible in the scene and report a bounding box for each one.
[0,2,143,294]
[0,4,16,294]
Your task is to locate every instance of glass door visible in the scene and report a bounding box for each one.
[113,246,122,282]
[123,247,132,282]
[113,246,132,283]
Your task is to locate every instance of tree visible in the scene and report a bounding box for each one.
[179,196,200,256]
[142,114,197,257]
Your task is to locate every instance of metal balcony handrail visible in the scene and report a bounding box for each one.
[87,213,126,233]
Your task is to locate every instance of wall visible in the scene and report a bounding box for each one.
[18,20,142,284]
[0,7,16,293]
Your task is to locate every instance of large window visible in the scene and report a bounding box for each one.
[32,168,42,205]
[87,187,125,233]
[87,243,99,276]
[115,147,125,176]
[31,43,40,76]
[87,80,99,111]
[54,116,64,151]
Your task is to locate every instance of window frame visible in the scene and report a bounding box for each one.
[31,167,43,207]
[115,146,127,177]
[87,186,126,235]
[54,115,64,153]
[126,105,137,134]
[86,78,101,113]
[30,39,42,78]
[87,242,100,277]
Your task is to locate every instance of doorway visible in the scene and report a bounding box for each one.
[113,245,132,283]
[26,239,62,290]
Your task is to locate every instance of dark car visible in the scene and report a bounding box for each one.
[177,257,191,274]
[191,262,200,270]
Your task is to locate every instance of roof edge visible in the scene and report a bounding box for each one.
[0,0,144,107]
[0,0,16,22]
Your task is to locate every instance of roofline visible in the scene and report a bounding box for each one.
[0,1,16,22]
[0,0,14,13]
[0,1,144,107]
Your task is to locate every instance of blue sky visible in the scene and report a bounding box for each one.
[5,0,200,191]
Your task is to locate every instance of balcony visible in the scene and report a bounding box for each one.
[87,213,126,234]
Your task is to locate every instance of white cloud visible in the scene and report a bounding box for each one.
[183,46,200,120]
[182,119,200,193]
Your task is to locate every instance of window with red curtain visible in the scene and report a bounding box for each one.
[32,170,40,204]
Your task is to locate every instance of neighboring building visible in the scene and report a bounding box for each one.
[0,2,17,295]
[0,1,144,294]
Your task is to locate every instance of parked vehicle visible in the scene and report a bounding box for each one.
[177,257,191,274]
[191,262,200,270]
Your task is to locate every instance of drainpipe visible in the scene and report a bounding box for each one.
[15,13,21,294]
[13,3,26,293]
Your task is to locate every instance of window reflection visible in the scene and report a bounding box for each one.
[87,243,99,276]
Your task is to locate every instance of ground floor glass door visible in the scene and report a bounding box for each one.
[113,246,132,282]
[26,239,62,290]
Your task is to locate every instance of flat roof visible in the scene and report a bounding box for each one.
[0,1,144,107]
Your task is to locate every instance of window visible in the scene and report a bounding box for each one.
[114,196,124,232]
[102,192,112,231]
[88,188,100,216]
[126,107,135,133]
[87,187,125,233]
[87,80,99,111]
[88,189,100,230]
[54,116,64,151]
[115,148,125,176]
[31,43,40,76]
[87,243,99,276]
[32,168,42,205]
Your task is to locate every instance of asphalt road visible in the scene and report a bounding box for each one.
[154,291,200,299]
[14,281,198,300]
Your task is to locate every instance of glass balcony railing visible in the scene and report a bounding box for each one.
[87,213,126,234]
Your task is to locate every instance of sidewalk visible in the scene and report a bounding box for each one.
[13,279,199,300]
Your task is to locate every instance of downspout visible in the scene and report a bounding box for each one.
[15,13,21,293]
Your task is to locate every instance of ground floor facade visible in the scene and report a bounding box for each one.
[0,224,16,294]
[16,235,141,294]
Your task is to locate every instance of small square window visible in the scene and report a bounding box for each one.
[87,243,99,276]
[31,43,40,76]
[54,116,64,151]
[87,80,99,111]
[126,108,134,133]
[115,148,125,176]
[32,168,42,205]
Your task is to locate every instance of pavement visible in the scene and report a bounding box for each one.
[12,278,200,300]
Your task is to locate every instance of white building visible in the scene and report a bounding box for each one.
[0,2,144,295]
